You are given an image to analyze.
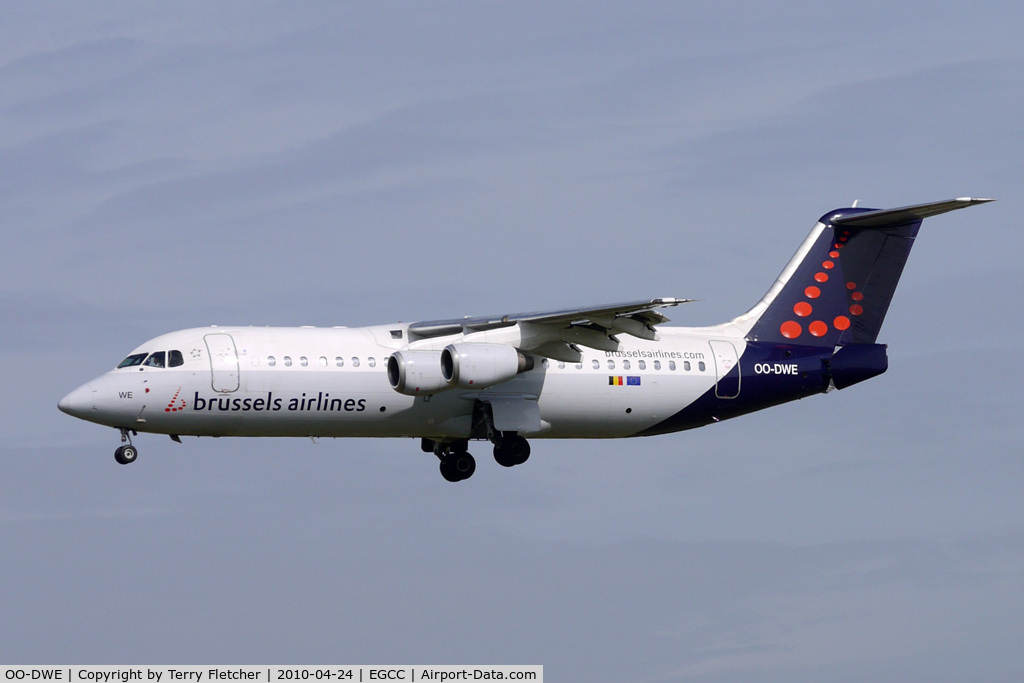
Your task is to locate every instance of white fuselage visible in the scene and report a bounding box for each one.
[61,324,742,441]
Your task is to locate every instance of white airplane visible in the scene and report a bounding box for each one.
[60,198,992,481]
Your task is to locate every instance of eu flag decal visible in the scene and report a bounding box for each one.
[609,376,641,386]
[627,376,641,386]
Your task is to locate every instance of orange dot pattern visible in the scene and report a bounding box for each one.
[165,387,187,413]
[778,228,867,341]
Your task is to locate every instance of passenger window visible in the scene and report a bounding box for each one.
[699,361,706,372]
[352,357,360,368]
[300,356,308,367]
[117,353,147,369]
[368,357,376,368]
[638,360,646,370]
[169,350,184,367]
[319,357,328,367]
[335,357,344,367]
[653,360,661,370]
[284,356,292,367]
[541,359,549,369]
[268,356,276,367]
[143,351,166,368]
[575,362,583,369]
[557,361,565,369]
[670,361,677,371]
[684,361,691,371]
[623,360,631,370]
[591,360,600,369]
[607,360,615,370]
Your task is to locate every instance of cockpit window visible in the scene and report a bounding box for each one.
[117,353,148,368]
[143,351,166,368]
[169,350,184,367]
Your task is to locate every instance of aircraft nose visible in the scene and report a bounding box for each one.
[58,382,98,419]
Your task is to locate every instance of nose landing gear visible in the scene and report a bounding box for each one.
[114,428,138,465]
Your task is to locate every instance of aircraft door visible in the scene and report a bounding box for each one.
[709,340,740,399]
[205,333,240,393]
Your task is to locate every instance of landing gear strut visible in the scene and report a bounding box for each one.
[473,401,532,470]
[424,439,476,483]
[114,428,138,465]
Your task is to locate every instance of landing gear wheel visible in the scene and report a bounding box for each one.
[493,444,516,468]
[452,451,476,479]
[439,460,459,482]
[494,435,530,467]
[439,452,476,482]
[114,444,138,465]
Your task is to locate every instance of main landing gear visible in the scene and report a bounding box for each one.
[424,399,537,481]
[423,438,477,483]
[114,428,138,465]
[440,451,476,483]
[493,434,530,468]
[422,432,531,482]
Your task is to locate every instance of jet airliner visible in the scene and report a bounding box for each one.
[59,198,992,481]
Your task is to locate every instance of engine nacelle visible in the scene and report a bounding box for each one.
[387,350,448,395]
[441,343,534,389]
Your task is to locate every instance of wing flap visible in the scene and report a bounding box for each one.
[484,396,541,433]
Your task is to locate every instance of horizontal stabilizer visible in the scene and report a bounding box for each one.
[830,197,994,229]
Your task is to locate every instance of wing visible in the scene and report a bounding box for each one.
[408,297,693,361]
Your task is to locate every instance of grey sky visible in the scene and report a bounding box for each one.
[3,2,1023,680]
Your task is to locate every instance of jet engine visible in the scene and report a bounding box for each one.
[387,350,448,395]
[441,343,534,389]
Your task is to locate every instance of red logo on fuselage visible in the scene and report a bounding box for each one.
[165,388,186,413]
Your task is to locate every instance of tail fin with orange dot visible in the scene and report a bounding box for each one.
[742,198,994,346]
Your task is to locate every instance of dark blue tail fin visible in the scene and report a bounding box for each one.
[742,198,993,346]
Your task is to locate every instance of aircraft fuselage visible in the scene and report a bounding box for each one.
[62,324,819,440]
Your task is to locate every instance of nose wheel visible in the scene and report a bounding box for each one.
[114,429,139,465]
[115,445,138,465]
